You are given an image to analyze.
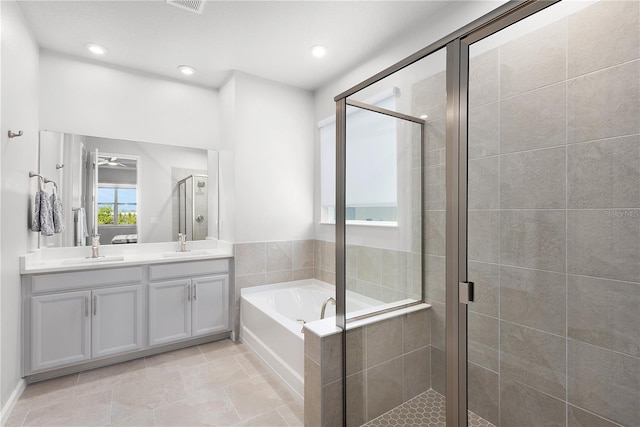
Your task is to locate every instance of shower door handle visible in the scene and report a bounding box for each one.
[459,281,474,304]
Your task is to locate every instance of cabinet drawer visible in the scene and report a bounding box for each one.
[32,267,143,294]
[149,259,229,281]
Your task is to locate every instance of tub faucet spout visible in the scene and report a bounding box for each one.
[320,297,336,320]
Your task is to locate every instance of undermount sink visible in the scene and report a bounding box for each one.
[161,250,209,258]
[61,255,125,265]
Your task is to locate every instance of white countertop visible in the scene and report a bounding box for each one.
[21,239,234,274]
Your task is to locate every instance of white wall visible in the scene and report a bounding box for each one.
[232,72,314,243]
[39,52,220,150]
[313,0,507,245]
[0,0,39,414]
[218,76,236,243]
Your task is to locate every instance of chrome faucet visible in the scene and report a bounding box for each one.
[320,297,336,320]
[90,234,100,258]
[178,233,188,252]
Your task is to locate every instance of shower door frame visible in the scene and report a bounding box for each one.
[334,1,562,425]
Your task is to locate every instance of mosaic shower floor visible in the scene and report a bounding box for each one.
[363,389,495,427]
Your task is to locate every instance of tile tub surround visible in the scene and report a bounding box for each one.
[4,340,304,427]
[304,307,432,427]
[444,1,640,425]
[234,239,422,322]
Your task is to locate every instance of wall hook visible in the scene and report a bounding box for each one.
[56,164,64,169]
[8,130,23,138]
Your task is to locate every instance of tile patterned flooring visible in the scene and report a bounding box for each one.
[4,340,304,427]
[363,389,495,427]
[5,340,494,427]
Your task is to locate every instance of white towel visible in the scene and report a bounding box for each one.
[75,207,88,246]
[51,190,65,234]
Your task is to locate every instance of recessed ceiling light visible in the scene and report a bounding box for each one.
[310,45,327,58]
[85,43,108,55]
[420,114,428,119]
[178,65,196,75]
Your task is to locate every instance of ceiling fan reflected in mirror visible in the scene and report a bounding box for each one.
[98,157,125,167]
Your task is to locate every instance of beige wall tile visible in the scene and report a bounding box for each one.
[468,156,499,210]
[500,19,567,98]
[468,363,499,425]
[468,312,499,372]
[469,102,500,159]
[365,357,403,421]
[469,48,499,108]
[500,210,566,273]
[366,317,402,368]
[266,270,293,284]
[568,339,640,427]
[568,61,640,143]
[568,275,639,357]
[501,321,566,399]
[235,243,266,275]
[500,147,566,209]
[293,240,314,269]
[468,210,499,264]
[568,404,621,427]
[568,135,640,209]
[567,209,640,282]
[403,347,430,400]
[500,83,566,154]
[568,0,640,78]
[402,309,430,353]
[357,246,382,284]
[500,378,566,427]
[500,266,567,336]
[266,241,293,272]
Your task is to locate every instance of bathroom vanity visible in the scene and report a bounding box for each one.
[20,240,233,382]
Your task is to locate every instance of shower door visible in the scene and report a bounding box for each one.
[464,1,640,426]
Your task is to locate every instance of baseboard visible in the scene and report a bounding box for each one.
[0,379,26,426]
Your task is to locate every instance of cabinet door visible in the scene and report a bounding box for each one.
[92,284,143,358]
[192,275,229,337]
[31,290,91,372]
[148,279,191,346]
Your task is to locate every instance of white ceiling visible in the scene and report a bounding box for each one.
[17,0,451,91]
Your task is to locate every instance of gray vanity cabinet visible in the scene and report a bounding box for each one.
[91,284,144,358]
[192,275,229,337]
[25,266,144,374]
[31,290,92,372]
[147,259,230,347]
[148,274,230,346]
[23,258,232,380]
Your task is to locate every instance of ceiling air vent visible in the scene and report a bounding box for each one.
[165,0,206,15]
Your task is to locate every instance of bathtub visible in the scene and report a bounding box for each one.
[240,279,378,399]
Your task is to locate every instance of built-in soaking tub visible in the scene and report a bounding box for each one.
[240,279,378,399]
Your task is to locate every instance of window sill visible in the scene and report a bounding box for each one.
[319,220,398,228]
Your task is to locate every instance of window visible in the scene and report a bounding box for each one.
[97,185,137,225]
[320,89,398,225]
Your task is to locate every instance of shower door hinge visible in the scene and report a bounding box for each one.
[459,281,474,304]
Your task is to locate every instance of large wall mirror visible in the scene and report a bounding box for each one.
[38,131,219,248]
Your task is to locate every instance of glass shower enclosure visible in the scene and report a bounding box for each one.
[177,174,208,241]
[335,0,639,425]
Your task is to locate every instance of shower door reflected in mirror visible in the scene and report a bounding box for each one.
[466,1,640,426]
